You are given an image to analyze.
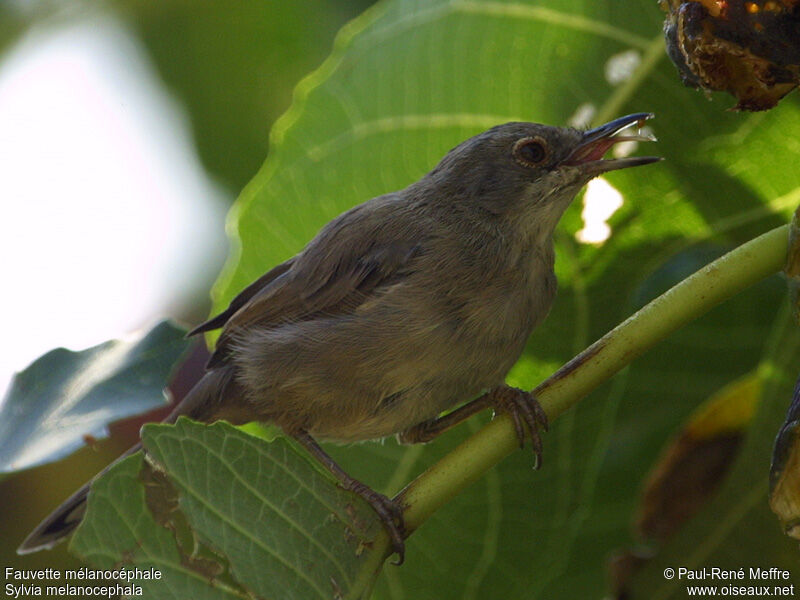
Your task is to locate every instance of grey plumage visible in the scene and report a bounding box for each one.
[19,114,659,556]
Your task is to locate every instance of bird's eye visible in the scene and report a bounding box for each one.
[513,137,549,168]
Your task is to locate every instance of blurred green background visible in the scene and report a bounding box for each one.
[0,0,372,594]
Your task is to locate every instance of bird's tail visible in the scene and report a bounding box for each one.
[17,366,239,554]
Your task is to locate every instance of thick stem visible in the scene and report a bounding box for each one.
[349,224,789,597]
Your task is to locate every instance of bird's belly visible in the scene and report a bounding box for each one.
[234,287,542,443]
[304,331,527,442]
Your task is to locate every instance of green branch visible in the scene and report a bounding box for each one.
[350,223,790,598]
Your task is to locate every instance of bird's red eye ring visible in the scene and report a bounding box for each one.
[513,137,549,168]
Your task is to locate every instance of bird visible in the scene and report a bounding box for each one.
[19,113,659,562]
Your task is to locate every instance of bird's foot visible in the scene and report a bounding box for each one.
[344,479,406,564]
[488,385,549,468]
[291,430,407,564]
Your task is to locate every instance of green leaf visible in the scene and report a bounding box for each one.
[0,321,188,474]
[70,451,247,600]
[200,0,800,597]
[212,1,797,313]
[72,419,384,600]
[143,419,383,600]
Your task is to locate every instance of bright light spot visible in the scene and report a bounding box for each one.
[0,18,228,395]
[604,49,641,85]
[612,139,639,158]
[575,177,624,245]
[568,103,596,129]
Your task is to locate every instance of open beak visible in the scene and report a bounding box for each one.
[563,112,661,175]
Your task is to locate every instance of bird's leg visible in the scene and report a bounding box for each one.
[291,430,407,564]
[399,384,549,467]
[398,397,494,443]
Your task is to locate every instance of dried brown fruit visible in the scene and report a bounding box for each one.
[660,0,800,110]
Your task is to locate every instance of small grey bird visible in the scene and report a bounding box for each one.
[19,113,659,561]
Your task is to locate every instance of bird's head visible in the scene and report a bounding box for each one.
[425,113,660,236]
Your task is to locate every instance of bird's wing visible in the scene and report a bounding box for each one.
[187,258,295,337]
[200,200,423,367]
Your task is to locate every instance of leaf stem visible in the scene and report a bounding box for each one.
[350,224,789,596]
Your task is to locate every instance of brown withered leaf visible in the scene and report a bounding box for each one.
[140,458,227,581]
[611,373,761,597]
[637,372,761,541]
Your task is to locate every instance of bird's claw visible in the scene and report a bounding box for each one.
[346,480,406,564]
[489,386,549,468]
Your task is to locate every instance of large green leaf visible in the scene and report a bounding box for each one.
[196,0,800,597]
[71,419,384,600]
[0,321,188,474]
[215,0,797,307]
